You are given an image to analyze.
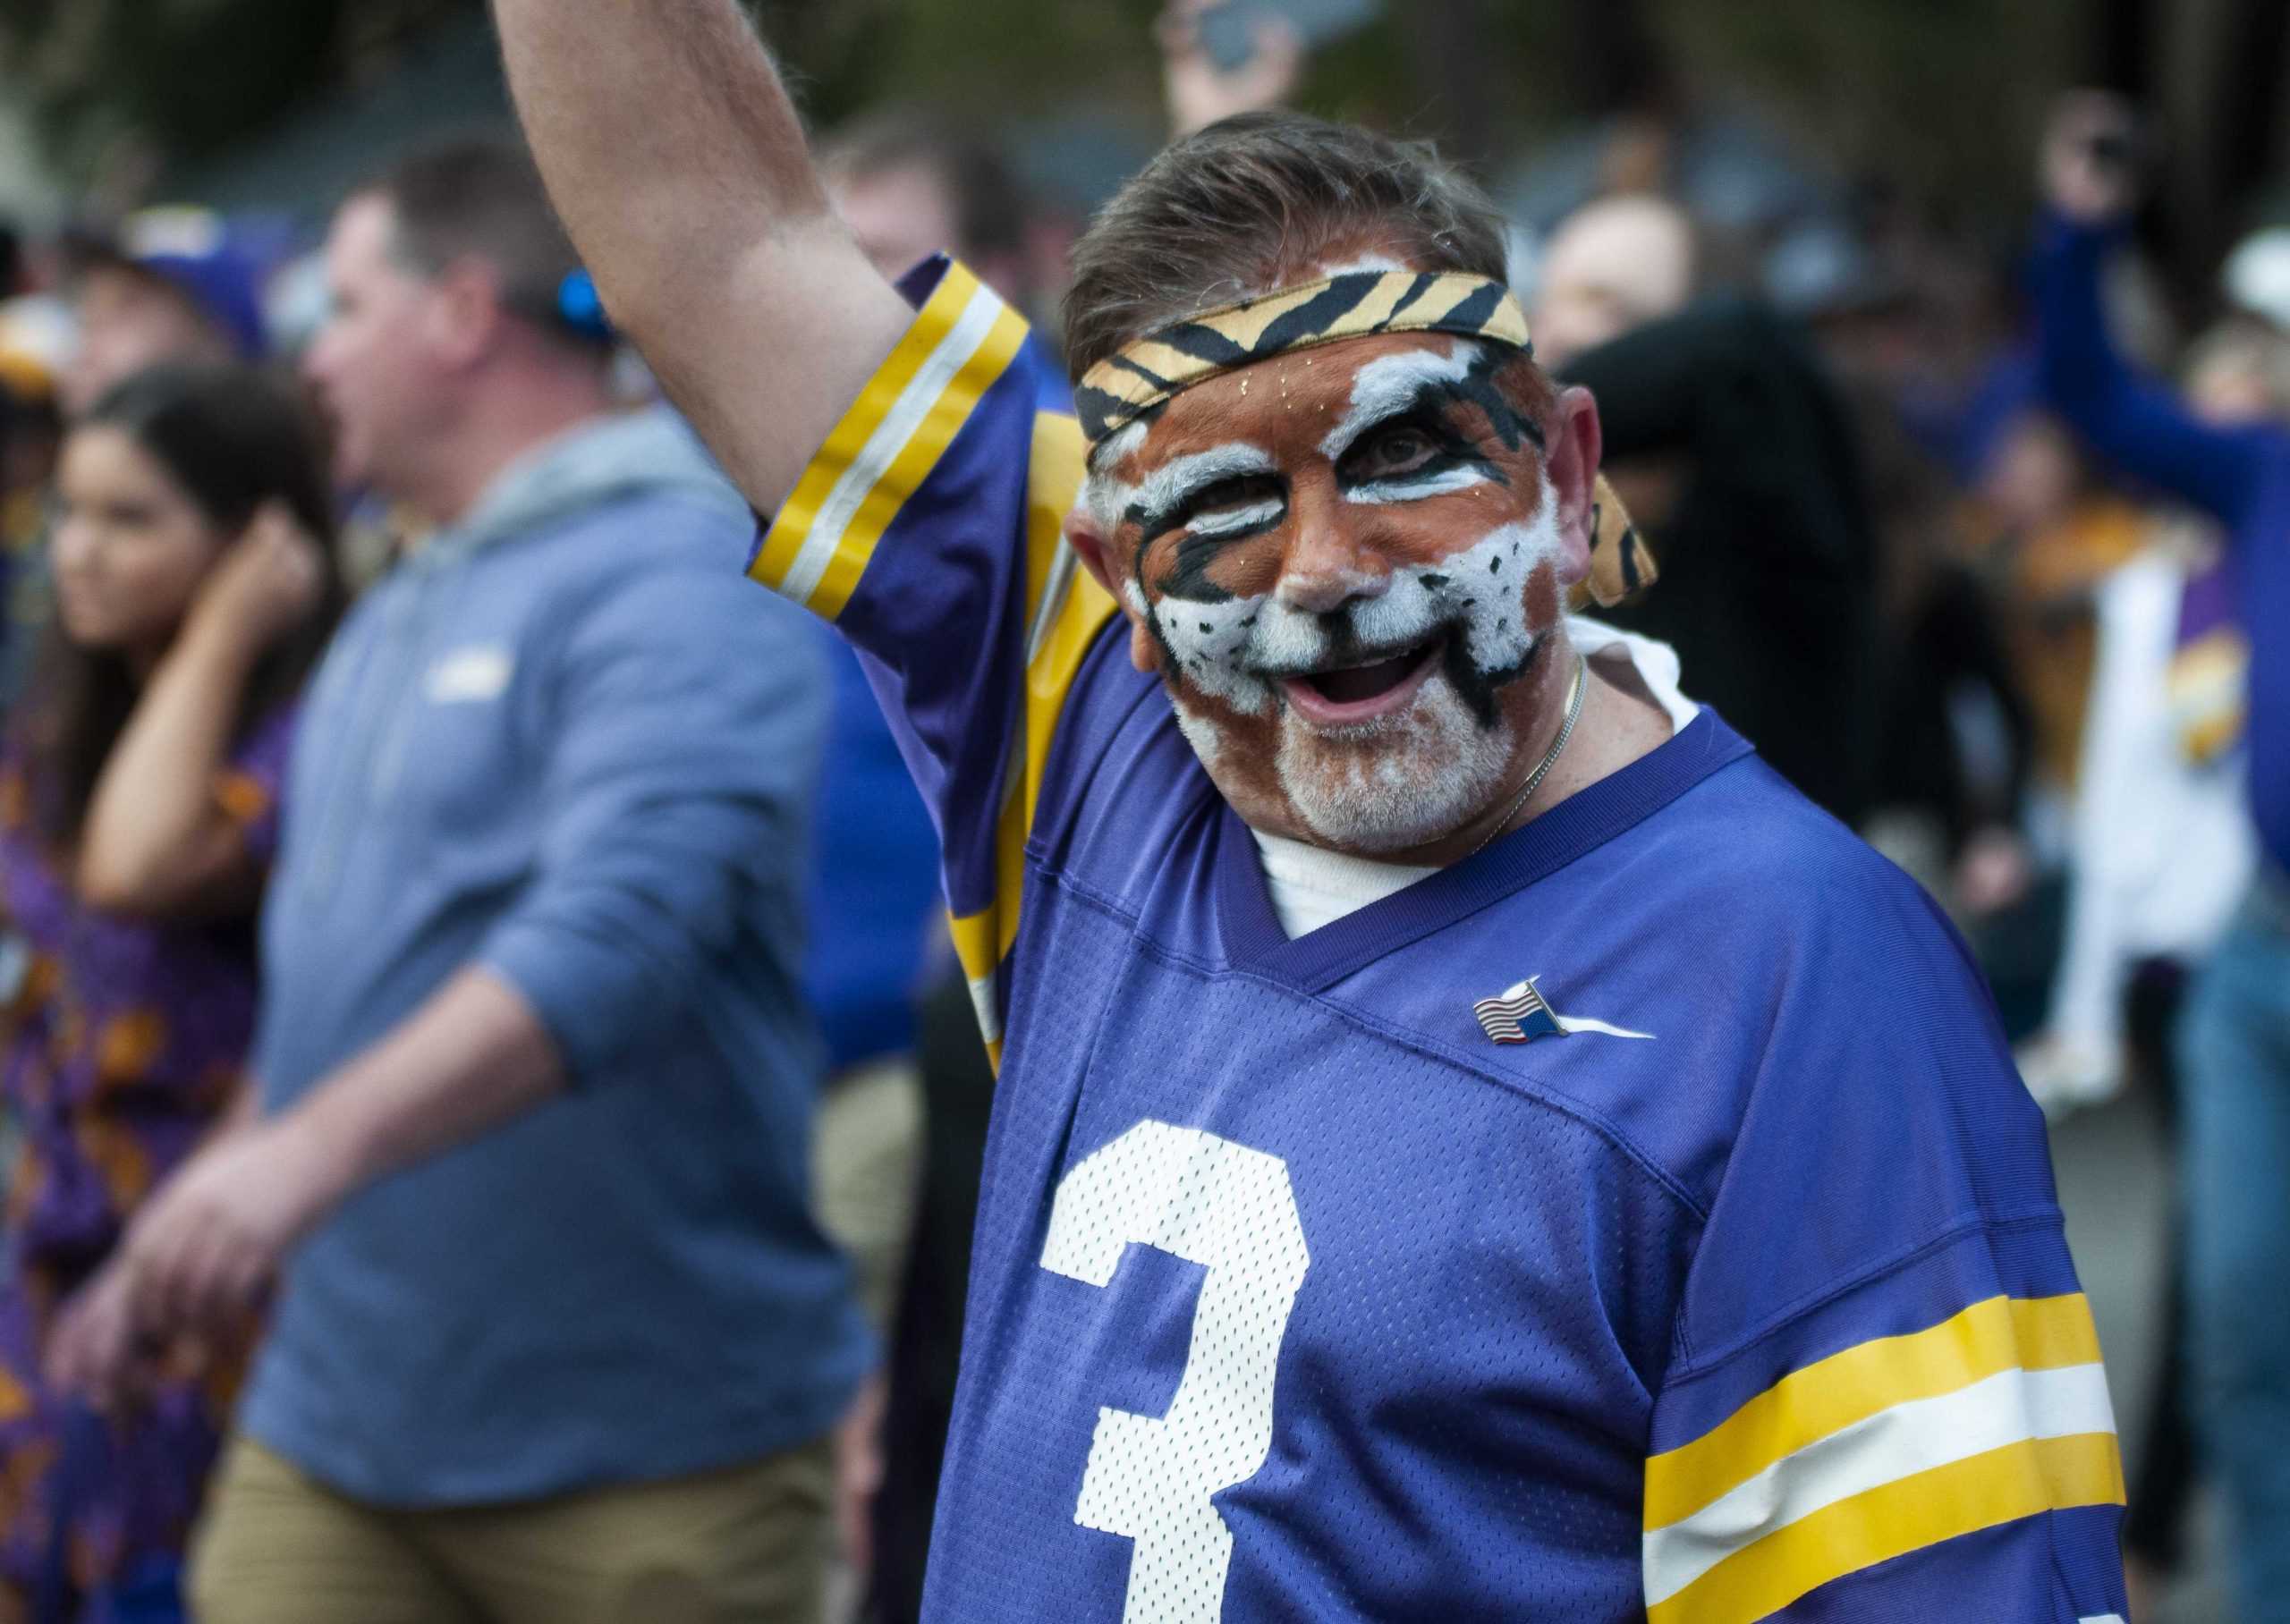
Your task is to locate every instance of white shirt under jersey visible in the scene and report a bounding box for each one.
[1252,618,1701,939]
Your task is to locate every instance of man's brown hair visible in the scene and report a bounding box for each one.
[1063,112,1511,384]
[366,137,603,351]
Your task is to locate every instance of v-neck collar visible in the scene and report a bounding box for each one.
[1214,710,1754,994]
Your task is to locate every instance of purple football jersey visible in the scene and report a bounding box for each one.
[749,258,2130,1622]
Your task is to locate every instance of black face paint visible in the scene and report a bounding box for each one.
[1440,616,1548,730]
[1336,404,1509,498]
[1333,350,1543,502]
[1152,511,1287,602]
[1439,343,1547,455]
[1126,496,1285,674]
[1128,472,1289,605]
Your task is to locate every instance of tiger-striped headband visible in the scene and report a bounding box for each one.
[1074,269,1528,444]
[1075,269,1656,609]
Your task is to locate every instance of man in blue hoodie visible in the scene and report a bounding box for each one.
[58,140,872,1622]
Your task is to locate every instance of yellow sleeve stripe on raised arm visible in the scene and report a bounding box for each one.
[946,410,1117,1073]
[749,260,1030,622]
[1642,1292,2122,1624]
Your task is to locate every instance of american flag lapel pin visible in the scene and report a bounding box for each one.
[1474,977,1566,1045]
[1473,976,1657,1045]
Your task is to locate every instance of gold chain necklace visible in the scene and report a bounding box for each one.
[1463,652,1588,861]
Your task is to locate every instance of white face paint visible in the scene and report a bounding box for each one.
[1261,496,1564,853]
[1127,578,1276,716]
[1118,441,1285,716]
[1095,318,1571,855]
[1313,253,1412,277]
[1250,489,1562,687]
[1082,419,1149,536]
[1320,340,1501,509]
[1169,697,1227,770]
[1129,443,1275,520]
[1319,339,1478,461]
[1138,486,1569,849]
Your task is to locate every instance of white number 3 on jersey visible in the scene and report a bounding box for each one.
[1040,1121,1312,1624]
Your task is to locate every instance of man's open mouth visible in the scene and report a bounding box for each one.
[1278,634,1446,725]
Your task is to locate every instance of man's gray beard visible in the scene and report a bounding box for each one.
[1273,666,1519,855]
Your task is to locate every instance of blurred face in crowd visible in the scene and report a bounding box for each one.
[50,423,227,663]
[830,159,961,283]
[301,193,449,497]
[1530,196,1696,371]
[65,265,228,417]
[2187,344,2290,427]
[1070,313,1599,859]
[1980,412,2082,534]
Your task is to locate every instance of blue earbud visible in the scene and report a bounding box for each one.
[556,269,612,339]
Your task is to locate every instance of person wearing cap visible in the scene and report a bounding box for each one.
[2037,93,2290,1623]
[492,4,2130,1619]
[71,139,873,1622]
[0,216,277,714]
[64,209,270,417]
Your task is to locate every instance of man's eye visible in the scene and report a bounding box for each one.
[1355,427,1439,478]
[1181,477,1284,533]
[1194,492,1258,521]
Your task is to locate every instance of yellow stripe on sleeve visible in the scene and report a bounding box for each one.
[937,410,1115,1074]
[1020,413,1117,832]
[748,262,1030,621]
[1644,1293,2103,1531]
[1646,1432,2124,1624]
[749,266,980,595]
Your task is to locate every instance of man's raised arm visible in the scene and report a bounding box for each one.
[491,0,914,514]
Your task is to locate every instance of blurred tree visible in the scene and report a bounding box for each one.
[2,0,2277,268]
[764,0,2091,232]
[0,0,477,191]
[2085,0,2289,308]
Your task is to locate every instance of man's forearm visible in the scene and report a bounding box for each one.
[107,967,566,1342]
[281,966,565,1211]
[491,0,910,512]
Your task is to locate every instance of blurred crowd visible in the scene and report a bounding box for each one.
[0,3,2277,1622]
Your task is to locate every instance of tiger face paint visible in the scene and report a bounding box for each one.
[1075,329,1602,858]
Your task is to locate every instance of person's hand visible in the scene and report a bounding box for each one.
[1160,0,1304,137]
[46,1261,160,1414]
[115,1113,347,1343]
[191,503,327,651]
[2041,92,2144,228]
[832,1371,886,1577]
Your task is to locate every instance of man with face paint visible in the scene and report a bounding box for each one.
[496,5,2130,1620]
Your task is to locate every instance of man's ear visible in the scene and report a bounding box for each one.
[426,257,508,370]
[1543,385,1604,586]
[1065,506,1163,675]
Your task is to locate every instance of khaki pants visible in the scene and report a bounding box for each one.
[810,1058,923,1334]
[188,1435,830,1624]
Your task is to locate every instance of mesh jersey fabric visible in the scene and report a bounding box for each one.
[747,256,2129,1622]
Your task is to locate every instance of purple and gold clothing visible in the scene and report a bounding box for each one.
[2035,215,2290,874]
[751,258,2127,1620]
[0,706,293,1620]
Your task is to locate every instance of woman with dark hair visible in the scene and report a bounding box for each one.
[0,363,341,1622]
